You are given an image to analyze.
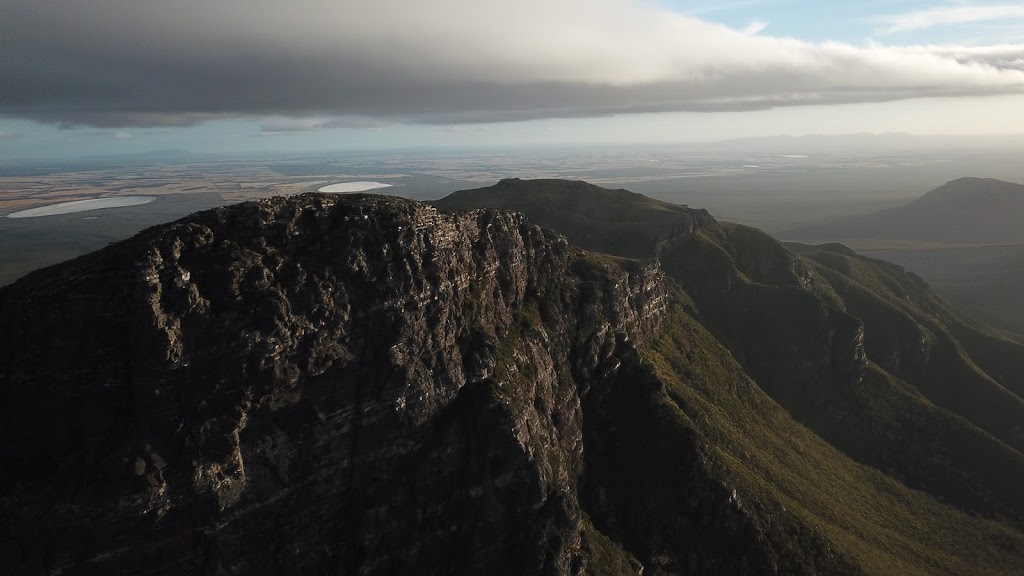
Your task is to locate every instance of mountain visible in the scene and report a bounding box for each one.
[434,178,703,258]
[866,243,1024,340]
[4,181,1024,574]
[787,177,1024,245]
[782,176,1024,338]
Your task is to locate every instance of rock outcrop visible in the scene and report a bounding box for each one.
[4,184,1024,575]
[0,194,770,575]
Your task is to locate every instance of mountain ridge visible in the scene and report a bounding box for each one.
[3,181,1024,574]
[786,177,1024,245]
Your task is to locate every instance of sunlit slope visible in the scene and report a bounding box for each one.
[438,178,1024,533]
[640,305,1024,575]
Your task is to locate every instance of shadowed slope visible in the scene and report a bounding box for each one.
[3,185,1024,574]
[786,177,1024,244]
[438,179,1024,528]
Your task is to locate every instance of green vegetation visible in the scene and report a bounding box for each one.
[438,178,1024,574]
[580,516,642,575]
[492,299,543,400]
[803,249,1024,449]
[784,177,1024,338]
[648,309,1024,575]
[433,179,706,258]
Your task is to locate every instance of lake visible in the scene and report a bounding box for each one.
[7,196,157,218]
[317,181,393,193]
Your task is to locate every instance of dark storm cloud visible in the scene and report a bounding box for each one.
[3,0,1024,127]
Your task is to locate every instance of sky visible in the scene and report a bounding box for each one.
[2,0,1024,159]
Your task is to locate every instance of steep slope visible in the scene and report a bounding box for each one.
[439,179,1024,526]
[0,194,792,575]
[0,194,652,575]
[3,187,1024,574]
[786,177,1024,244]
[867,244,1024,339]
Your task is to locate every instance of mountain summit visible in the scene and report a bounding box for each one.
[434,178,707,257]
[4,181,1024,575]
[787,177,1024,244]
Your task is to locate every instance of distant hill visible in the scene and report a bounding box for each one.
[868,243,1024,340]
[432,178,707,257]
[787,177,1024,244]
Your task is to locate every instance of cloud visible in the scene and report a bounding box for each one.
[742,21,768,35]
[909,44,1024,70]
[0,131,18,140]
[2,0,1024,127]
[876,4,1024,35]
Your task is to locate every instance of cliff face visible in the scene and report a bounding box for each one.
[0,195,771,575]
[433,179,1024,575]
[5,184,1024,575]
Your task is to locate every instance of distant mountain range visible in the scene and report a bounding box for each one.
[787,177,1024,245]
[4,179,1024,574]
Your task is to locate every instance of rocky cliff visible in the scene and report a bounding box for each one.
[0,194,773,575]
[3,185,1024,575]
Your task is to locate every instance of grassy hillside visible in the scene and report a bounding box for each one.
[647,307,1024,575]
[780,178,1024,339]
[433,178,709,258]
[865,244,1024,340]
[437,178,1024,573]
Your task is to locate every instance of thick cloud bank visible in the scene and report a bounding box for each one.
[3,0,1024,127]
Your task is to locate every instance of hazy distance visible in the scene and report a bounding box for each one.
[3,0,1024,335]
[2,133,1024,343]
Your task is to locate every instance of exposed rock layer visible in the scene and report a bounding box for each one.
[0,195,768,575]
[4,185,1024,575]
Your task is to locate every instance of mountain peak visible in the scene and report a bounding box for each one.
[434,179,708,258]
[787,177,1024,244]
[6,183,1024,574]
[921,177,1024,203]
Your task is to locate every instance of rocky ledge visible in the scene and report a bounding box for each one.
[0,194,770,575]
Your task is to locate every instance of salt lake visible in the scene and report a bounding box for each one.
[7,196,157,219]
[317,181,393,193]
